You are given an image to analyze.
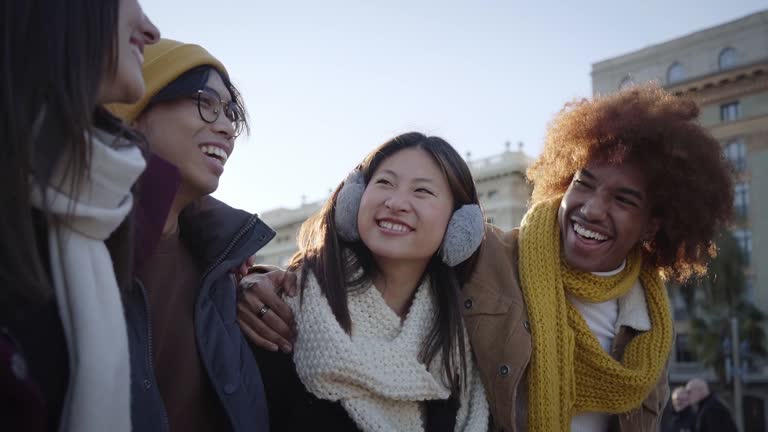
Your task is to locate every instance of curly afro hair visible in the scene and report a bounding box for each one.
[527,83,734,283]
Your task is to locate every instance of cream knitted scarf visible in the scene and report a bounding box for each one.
[29,130,145,432]
[518,196,673,432]
[288,272,489,432]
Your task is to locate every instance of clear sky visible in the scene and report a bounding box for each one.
[142,0,765,215]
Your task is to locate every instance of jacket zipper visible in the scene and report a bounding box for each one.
[201,215,259,281]
[136,279,170,432]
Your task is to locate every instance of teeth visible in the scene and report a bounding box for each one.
[378,221,410,233]
[200,145,228,165]
[574,223,608,241]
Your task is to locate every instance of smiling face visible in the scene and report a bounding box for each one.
[97,0,160,104]
[557,161,658,273]
[135,70,236,198]
[357,148,455,267]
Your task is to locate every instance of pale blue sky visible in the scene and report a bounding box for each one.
[143,0,765,215]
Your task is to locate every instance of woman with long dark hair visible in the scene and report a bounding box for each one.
[0,0,159,430]
[244,132,489,431]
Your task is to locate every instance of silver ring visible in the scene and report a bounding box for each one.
[256,304,271,319]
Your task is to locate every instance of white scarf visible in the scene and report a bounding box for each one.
[289,272,489,432]
[29,130,145,432]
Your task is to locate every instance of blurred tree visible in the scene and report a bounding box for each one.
[678,230,766,387]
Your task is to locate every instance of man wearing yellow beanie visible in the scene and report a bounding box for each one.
[114,39,275,432]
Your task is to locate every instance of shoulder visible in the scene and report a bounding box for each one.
[463,224,522,299]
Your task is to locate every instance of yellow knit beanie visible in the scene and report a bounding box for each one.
[109,38,228,122]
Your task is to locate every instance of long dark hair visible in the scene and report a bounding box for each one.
[290,132,481,392]
[0,0,137,311]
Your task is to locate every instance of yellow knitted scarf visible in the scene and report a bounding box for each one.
[518,196,673,432]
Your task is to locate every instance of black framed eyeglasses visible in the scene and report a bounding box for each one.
[192,87,245,137]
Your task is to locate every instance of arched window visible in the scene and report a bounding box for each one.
[618,76,635,90]
[667,62,686,84]
[719,47,738,70]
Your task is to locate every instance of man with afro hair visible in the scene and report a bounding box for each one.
[463,83,734,432]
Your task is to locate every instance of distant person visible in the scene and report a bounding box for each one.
[686,378,738,432]
[662,386,697,432]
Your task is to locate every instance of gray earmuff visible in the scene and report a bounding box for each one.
[439,204,485,267]
[334,170,365,242]
[334,169,485,266]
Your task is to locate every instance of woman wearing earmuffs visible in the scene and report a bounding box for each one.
[247,132,489,431]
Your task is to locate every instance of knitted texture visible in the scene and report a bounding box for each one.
[288,272,489,432]
[518,196,673,432]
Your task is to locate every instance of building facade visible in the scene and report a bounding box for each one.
[592,10,768,431]
[254,143,532,266]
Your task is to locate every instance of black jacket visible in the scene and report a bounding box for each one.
[124,197,275,432]
[695,394,738,432]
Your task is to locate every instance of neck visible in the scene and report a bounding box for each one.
[162,185,198,236]
[372,257,429,318]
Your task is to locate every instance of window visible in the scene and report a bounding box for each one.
[734,182,750,218]
[725,139,747,172]
[619,76,635,90]
[732,229,752,266]
[675,334,697,363]
[720,102,741,122]
[672,289,689,321]
[719,47,738,70]
[667,62,686,84]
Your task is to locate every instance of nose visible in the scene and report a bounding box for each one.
[140,13,161,45]
[384,192,410,213]
[211,112,236,140]
[579,194,608,221]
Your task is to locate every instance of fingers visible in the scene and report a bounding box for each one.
[237,272,297,347]
[270,270,298,297]
[238,317,278,352]
[238,262,249,278]
[240,283,296,337]
[237,303,293,353]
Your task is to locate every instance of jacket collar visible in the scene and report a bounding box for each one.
[615,279,651,333]
[179,196,275,270]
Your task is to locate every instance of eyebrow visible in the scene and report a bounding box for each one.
[580,169,645,201]
[379,169,435,184]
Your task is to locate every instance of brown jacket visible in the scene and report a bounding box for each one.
[461,226,670,432]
